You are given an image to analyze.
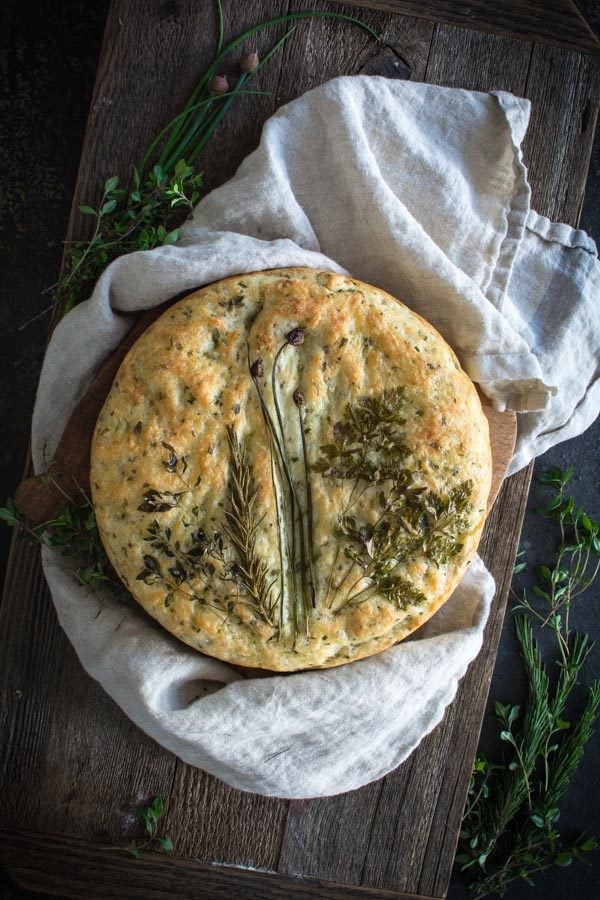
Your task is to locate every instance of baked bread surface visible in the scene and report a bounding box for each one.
[91,268,492,671]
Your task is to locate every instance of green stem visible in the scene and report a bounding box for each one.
[298,405,317,607]
[271,343,311,635]
[138,91,269,176]
[146,9,378,175]
[215,0,224,54]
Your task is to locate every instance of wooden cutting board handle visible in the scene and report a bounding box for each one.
[15,304,169,524]
[15,308,517,525]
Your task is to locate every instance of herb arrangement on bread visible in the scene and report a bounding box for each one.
[91,269,492,670]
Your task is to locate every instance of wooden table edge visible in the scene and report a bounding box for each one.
[0,828,442,900]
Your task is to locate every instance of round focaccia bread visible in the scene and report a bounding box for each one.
[91,268,492,671]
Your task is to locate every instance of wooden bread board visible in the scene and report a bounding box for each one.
[15,298,517,526]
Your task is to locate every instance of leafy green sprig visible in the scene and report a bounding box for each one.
[122,796,173,859]
[0,492,126,598]
[53,163,203,314]
[50,3,379,316]
[316,389,474,611]
[457,467,600,897]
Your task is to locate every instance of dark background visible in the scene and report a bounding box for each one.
[1,1,599,898]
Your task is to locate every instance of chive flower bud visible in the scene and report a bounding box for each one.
[240,52,259,73]
[250,357,264,378]
[287,327,305,346]
[293,388,305,407]
[210,75,229,94]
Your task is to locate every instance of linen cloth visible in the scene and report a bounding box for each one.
[31,77,600,798]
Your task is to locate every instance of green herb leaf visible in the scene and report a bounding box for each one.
[156,836,173,851]
[458,466,600,896]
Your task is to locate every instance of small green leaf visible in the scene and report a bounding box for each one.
[0,500,20,526]
[78,205,97,216]
[580,838,598,852]
[164,228,179,245]
[554,851,573,867]
[538,565,552,583]
[156,836,173,851]
[530,813,545,828]
[174,158,189,177]
[104,175,119,193]
[151,796,164,816]
[513,561,526,574]
[507,705,520,725]
[101,199,117,216]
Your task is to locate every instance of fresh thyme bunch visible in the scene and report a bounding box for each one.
[49,3,379,316]
[0,492,125,599]
[457,467,600,897]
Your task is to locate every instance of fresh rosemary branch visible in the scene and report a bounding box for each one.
[457,467,600,897]
[49,4,379,317]
[223,425,278,627]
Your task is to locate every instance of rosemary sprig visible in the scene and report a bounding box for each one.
[223,426,278,628]
[457,467,600,897]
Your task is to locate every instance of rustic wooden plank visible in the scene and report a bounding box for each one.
[162,765,287,869]
[424,23,533,90]
[2,2,598,899]
[0,830,435,900]
[523,43,600,224]
[326,0,600,54]
[275,27,533,891]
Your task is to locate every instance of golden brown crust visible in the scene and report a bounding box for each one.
[91,268,492,671]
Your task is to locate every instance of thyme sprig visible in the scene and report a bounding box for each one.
[49,4,378,316]
[0,492,127,599]
[457,467,600,897]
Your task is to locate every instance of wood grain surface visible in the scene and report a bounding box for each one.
[1,2,599,899]
[329,0,600,53]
